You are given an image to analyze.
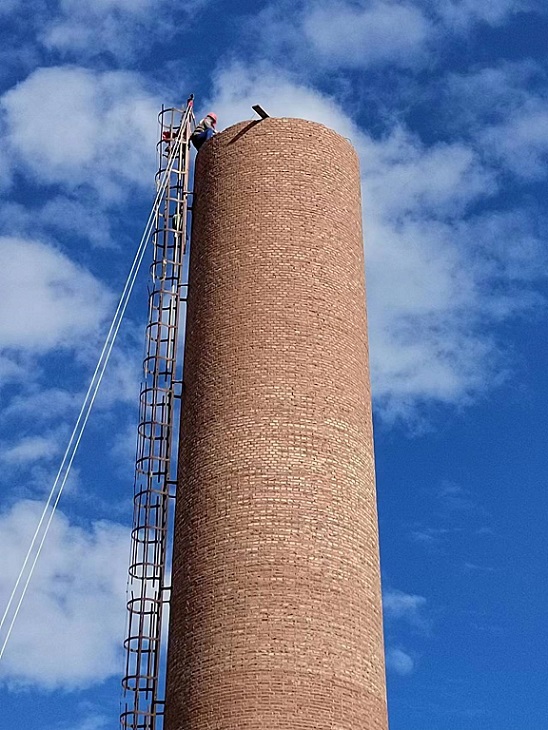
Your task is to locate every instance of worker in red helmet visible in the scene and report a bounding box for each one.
[191,112,218,151]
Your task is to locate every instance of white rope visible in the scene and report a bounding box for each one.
[0,129,188,662]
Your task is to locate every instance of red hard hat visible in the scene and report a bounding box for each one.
[206,112,217,124]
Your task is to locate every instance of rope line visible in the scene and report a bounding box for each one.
[0,132,187,663]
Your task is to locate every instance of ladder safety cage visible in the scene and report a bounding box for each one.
[121,96,196,730]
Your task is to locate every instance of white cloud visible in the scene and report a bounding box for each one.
[249,0,545,74]
[481,104,548,180]
[0,102,13,188]
[302,0,432,68]
[434,0,542,28]
[211,62,357,139]
[457,210,547,285]
[62,0,156,11]
[383,588,429,631]
[0,148,12,190]
[360,128,496,219]
[383,589,426,675]
[0,435,62,465]
[40,197,115,248]
[0,0,20,14]
[0,197,115,249]
[109,418,138,475]
[41,0,207,59]
[1,66,159,201]
[386,646,415,675]
[360,135,499,413]
[0,236,112,352]
[1,387,80,423]
[0,500,128,690]
[445,60,543,120]
[358,124,544,418]
[251,0,432,71]
[445,62,548,180]
[0,353,29,386]
[92,345,141,410]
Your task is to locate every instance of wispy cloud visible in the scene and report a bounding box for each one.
[247,0,431,73]
[383,588,430,633]
[383,587,429,676]
[444,60,548,180]
[386,646,416,676]
[0,198,115,250]
[0,0,20,15]
[0,352,31,387]
[1,388,80,424]
[246,0,545,75]
[0,236,112,353]
[437,481,477,512]
[0,500,128,690]
[434,0,543,29]
[463,561,496,573]
[409,526,459,545]
[39,0,209,61]
[0,434,62,466]
[359,128,544,420]
[301,0,432,69]
[210,62,357,137]
[1,66,159,201]
[408,480,494,574]
[109,418,138,477]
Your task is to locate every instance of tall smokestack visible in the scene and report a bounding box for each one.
[165,118,388,730]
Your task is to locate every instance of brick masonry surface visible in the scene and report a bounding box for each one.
[164,118,388,730]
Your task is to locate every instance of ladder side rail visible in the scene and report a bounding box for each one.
[121,102,193,730]
[149,107,193,725]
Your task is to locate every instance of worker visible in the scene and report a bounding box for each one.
[190,112,217,151]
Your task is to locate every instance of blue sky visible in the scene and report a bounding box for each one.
[0,1,547,728]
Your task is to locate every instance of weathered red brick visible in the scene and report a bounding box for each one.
[165,118,388,730]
